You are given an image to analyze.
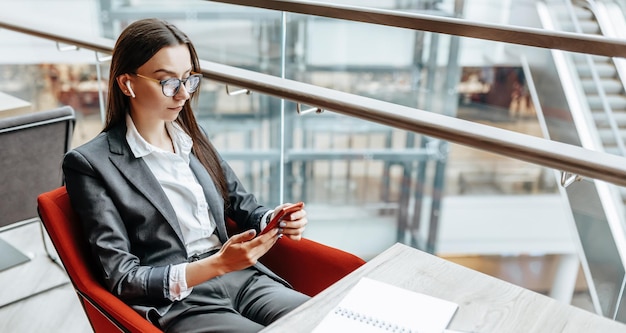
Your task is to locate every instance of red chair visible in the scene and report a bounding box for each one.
[37,186,365,333]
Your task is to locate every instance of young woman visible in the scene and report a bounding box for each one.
[62,18,310,333]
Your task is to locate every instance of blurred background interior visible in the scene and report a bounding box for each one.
[2,0,626,331]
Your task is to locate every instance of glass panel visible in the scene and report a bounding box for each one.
[5,0,103,37]
[283,13,460,117]
[196,85,284,206]
[0,28,105,148]
[565,178,626,318]
[99,0,285,74]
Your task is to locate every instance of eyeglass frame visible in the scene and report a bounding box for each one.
[132,72,203,97]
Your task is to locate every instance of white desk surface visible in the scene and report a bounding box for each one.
[0,91,32,118]
[263,243,626,332]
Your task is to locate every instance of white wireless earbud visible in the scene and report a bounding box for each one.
[125,81,136,98]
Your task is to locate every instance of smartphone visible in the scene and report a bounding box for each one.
[259,201,304,236]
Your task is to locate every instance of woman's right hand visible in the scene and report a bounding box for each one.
[215,227,280,273]
[185,227,279,287]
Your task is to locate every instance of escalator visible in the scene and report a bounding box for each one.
[536,0,626,322]
[544,0,626,155]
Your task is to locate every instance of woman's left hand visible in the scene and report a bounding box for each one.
[273,203,307,241]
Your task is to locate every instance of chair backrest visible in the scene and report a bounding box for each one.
[0,106,75,228]
[37,186,162,333]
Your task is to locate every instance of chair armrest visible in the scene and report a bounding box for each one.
[260,236,365,296]
[37,187,162,333]
[78,286,162,333]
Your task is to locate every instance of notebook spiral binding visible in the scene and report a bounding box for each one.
[334,306,419,333]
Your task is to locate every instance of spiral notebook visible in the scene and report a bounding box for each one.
[312,277,458,333]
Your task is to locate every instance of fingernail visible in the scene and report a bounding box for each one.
[279,222,286,227]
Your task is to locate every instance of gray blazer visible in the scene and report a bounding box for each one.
[62,122,287,318]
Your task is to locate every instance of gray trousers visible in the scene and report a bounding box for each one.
[157,267,310,333]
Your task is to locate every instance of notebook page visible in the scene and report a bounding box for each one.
[313,277,458,333]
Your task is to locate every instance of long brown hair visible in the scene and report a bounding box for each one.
[104,18,229,208]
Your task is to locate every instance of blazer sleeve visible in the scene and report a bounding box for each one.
[63,148,171,305]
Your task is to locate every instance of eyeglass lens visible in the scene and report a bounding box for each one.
[162,74,201,96]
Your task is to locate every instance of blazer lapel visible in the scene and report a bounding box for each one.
[106,124,185,244]
[189,155,228,242]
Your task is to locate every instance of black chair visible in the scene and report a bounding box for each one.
[0,105,75,306]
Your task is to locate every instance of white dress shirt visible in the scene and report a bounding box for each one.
[125,114,222,301]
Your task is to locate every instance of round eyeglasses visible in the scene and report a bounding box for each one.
[133,73,202,97]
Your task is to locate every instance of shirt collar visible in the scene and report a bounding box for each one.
[125,114,193,162]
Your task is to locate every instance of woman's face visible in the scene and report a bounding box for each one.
[123,44,193,125]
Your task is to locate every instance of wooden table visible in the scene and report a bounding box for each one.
[263,243,626,332]
[0,91,31,118]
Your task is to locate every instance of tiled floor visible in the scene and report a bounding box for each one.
[0,223,90,333]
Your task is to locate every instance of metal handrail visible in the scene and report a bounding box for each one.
[3,9,626,186]
[199,59,626,187]
[207,0,626,57]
